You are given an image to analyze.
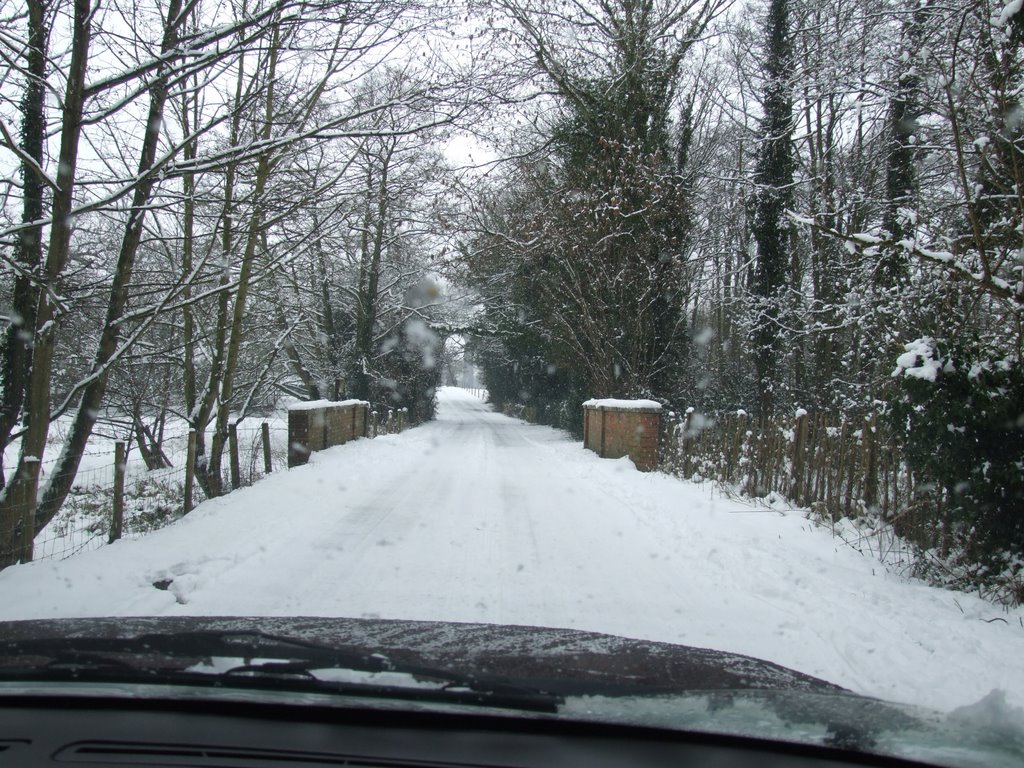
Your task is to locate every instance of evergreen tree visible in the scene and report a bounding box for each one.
[751,0,795,416]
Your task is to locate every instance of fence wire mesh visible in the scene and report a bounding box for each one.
[659,409,936,583]
[2,420,292,563]
[4,407,409,565]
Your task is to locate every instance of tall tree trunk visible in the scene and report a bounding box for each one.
[33,0,186,531]
[273,292,321,399]
[0,0,92,567]
[0,0,48,488]
[191,25,249,499]
[313,210,341,377]
[877,1,927,286]
[181,57,199,422]
[200,18,281,497]
[751,0,795,417]
[350,143,393,400]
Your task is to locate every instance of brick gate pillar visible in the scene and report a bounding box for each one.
[582,399,662,471]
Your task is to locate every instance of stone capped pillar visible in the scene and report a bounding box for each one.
[288,399,369,468]
[582,398,662,471]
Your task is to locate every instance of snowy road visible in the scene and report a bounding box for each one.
[1,387,1022,714]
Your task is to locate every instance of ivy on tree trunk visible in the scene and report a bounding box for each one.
[751,0,795,417]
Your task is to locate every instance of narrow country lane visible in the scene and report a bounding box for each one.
[179,387,687,626]
[1,387,1022,715]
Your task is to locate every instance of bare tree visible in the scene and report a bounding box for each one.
[0,0,91,566]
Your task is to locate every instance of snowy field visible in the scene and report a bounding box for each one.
[0,386,1021,715]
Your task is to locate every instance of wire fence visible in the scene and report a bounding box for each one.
[660,409,913,539]
[366,407,410,438]
[20,405,421,564]
[661,409,900,517]
[230,422,289,487]
[15,421,292,563]
[658,407,1024,605]
[14,397,444,565]
[31,449,122,561]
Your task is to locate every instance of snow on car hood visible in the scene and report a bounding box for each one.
[0,616,1020,768]
[0,614,842,693]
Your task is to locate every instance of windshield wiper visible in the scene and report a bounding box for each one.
[0,630,563,714]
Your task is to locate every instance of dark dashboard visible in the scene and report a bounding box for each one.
[0,696,937,768]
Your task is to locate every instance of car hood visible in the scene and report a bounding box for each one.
[0,614,839,693]
[0,616,1020,768]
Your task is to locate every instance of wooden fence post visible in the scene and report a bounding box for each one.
[841,419,855,516]
[599,407,607,458]
[862,412,878,509]
[729,412,747,484]
[110,441,125,544]
[229,423,241,490]
[183,429,197,515]
[791,410,808,503]
[261,422,272,474]
[747,415,767,496]
[681,408,693,477]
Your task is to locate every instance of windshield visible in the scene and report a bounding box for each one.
[0,0,1022,765]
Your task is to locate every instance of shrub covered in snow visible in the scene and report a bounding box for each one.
[890,338,1024,601]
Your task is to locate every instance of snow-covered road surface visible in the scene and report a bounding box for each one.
[1,387,1022,714]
